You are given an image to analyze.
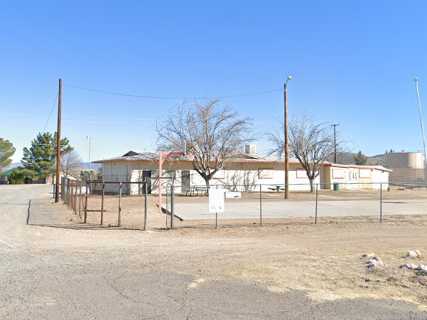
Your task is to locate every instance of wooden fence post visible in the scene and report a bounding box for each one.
[78,181,82,218]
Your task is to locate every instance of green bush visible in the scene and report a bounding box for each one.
[7,168,36,184]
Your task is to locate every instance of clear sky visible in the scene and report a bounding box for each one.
[2,1,427,162]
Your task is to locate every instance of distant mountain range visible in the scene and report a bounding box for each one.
[327,152,360,165]
[80,162,102,170]
[3,162,101,172]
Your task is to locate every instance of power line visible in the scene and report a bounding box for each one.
[414,77,427,164]
[42,93,58,133]
[65,83,282,100]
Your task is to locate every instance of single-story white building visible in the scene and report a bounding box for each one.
[93,150,391,195]
[320,163,390,190]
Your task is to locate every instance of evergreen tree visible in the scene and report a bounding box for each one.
[21,132,73,179]
[0,138,15,172]
[353,151,368,165]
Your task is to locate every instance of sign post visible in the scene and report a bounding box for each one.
[209,188,224,229]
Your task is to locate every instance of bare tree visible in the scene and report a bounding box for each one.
[228,171,241,191]
[157,100,252,189]
[227,170,257,192]
[269,119,334,192]
[242,170,257,192]
[61,150,82,178]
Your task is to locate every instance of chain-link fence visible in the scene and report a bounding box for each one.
[59,178,427,230]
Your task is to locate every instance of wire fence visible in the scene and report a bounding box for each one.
[59,177,427,230]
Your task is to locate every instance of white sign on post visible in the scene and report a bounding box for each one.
[209,188,225,214]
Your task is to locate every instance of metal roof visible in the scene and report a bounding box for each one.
[93,151,391,172]
[93,151,159,163]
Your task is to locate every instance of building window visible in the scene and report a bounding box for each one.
[360,169,371,178]
[333,168,345,179]
[258,170,273,179]
[213,170,225,179]
[296,169,307,179]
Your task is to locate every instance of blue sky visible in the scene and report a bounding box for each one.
[1,1,427,162]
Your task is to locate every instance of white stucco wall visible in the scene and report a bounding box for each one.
[126,167,318,195]
[329,167,389,190]
[101,162,389,195]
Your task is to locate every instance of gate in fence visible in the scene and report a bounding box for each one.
[60,177,178,230]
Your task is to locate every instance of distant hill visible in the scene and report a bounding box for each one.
[80,162,102,171]
[1,162,101,175]
[327,152,360,165]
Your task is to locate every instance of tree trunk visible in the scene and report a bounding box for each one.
[309,178,314,193]
[204,177,210,195]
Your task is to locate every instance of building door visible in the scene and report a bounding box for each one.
[143,170,152,194]
[181,170,191,193]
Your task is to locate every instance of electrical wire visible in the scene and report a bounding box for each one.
[65,83,282,100]
[42,94,58,133]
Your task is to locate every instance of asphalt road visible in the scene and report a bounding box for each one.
[0,185,426,319]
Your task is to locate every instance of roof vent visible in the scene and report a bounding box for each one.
[244,144,256,155]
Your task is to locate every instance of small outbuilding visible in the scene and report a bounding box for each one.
[320,163,391,190]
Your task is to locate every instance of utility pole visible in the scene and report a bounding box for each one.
[86,136,92,170]
[284,76,292,199]
[55,78,62,203]
[332,123,339,163]
[414,78,427,180]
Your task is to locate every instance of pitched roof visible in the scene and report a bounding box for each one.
[94,151,391,172]
[94,151,267,163]
[93,151,159,163]
[324,162,392,172]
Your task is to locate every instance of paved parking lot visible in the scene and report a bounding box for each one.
[174,197,427,220]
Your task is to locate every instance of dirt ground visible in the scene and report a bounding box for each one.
[4,185,427,318]
[60,192,427,308]
[202,221,427,308]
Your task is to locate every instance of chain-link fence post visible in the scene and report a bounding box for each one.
[100,182,105,225]
[144,180,148,231]
[170,184,174,229]
[118,182,122,227]
[84,181,88,223]
[314,183,319,224]
[259,184,263,226]
[379,183,383,223]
